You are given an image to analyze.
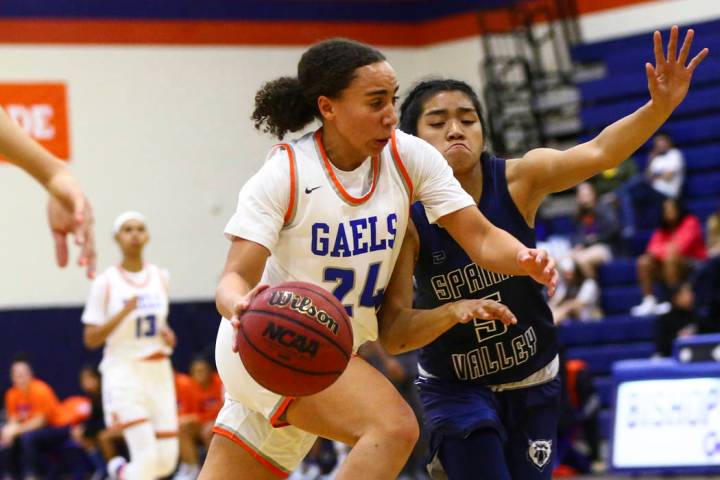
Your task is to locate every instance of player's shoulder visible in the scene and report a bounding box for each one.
[89,269,112,287]
[393,128,427,153]
[391,129,441,168]
[265,131,315,164]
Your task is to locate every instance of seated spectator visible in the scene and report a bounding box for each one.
[555,356,601,476]
[631,198,707,316]
[174,357,223,480]
[550,257,602,325]
[570,182,620,278]
[653,282,719,356]
[706,207,720,257]
[620,132,684,233]
[70,366,107,479]
[0,356,64,478]
[590,156,637,199]
[646,132,685,199]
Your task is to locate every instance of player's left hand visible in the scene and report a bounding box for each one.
[46,170,96,279]
[517,248,558,297]
[647,25,709,116]
[159,325,177,348]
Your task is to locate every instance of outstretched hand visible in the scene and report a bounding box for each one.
[517,248,558,297]
[46,171,96,279]
[647,25,709,115]
[230,284,270,353]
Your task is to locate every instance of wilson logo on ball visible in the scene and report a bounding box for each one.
[268,290,340,335]
[261,321,320,357]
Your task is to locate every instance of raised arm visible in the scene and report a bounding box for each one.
[378,221,516,354]
[515,26,708,202]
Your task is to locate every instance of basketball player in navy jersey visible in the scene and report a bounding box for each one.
[379,26,707,479]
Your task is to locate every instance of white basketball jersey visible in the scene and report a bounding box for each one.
[95,265,171,369]
[262,130,413,350]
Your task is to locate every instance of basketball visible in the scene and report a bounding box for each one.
[236,281,354,396]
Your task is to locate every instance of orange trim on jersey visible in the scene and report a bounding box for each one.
[269,397,295,428]
[142,352,169,361]
[213,425,289,478]
[314,130,379,206]
[390,130,413,202]
[155,430,179,439]
[116,265,152,288]
[274,143,297,225]
[116,418,149,431]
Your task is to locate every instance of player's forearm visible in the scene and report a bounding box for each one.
[589,101,672,170]
[17,415,46,434]
[379,303,457,354]
[83,311,130,349]
[216,272,251,320]
[0,108,65,187]
[469,227,529,276]
[443,207,527,276]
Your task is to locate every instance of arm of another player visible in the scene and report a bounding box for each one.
[438,206,558,294]
[0,107,96,278]
[378,221,517,355]
[514,26,708,201]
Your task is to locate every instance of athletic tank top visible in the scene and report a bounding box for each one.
[413,153,558,384]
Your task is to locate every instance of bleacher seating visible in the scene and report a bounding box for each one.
[557,17,720,449]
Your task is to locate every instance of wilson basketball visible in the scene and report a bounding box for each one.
[236,281,353,396]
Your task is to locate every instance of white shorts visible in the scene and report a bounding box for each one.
[214,319,317,477]
[102,357,178,435]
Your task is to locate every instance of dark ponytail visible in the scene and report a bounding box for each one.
[252,38,386,139]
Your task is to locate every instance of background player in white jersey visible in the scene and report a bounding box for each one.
[82,211,178,479]
[201,38,558,480]
[0,106,96,278]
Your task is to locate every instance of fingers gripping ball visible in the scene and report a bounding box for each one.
[236,281,353,396]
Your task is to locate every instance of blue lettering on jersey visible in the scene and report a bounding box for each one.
[311,223,330,255]
[312,213,397,257]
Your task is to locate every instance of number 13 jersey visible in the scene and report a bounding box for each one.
[82,264,171,371]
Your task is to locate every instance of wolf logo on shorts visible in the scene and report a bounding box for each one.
[528,439,552,469]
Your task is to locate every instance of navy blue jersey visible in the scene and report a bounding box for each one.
[413,153,558,385]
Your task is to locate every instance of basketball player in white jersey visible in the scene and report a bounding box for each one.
[82,211,178,479]
[0,106,96,278]
[201,38,558,480]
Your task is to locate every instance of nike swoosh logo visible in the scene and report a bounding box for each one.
[305,186,322,194]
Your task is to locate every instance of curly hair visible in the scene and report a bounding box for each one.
[252,38,386,139]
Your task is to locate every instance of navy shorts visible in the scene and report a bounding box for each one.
[417,376,561,479]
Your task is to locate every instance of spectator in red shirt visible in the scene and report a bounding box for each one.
[174,357,223,480]
[632,198,707,316]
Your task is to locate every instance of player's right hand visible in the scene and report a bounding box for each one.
[447,298,517,326]
[46,170,96,279]
[122,296,139,313]
[230,284,270,353]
